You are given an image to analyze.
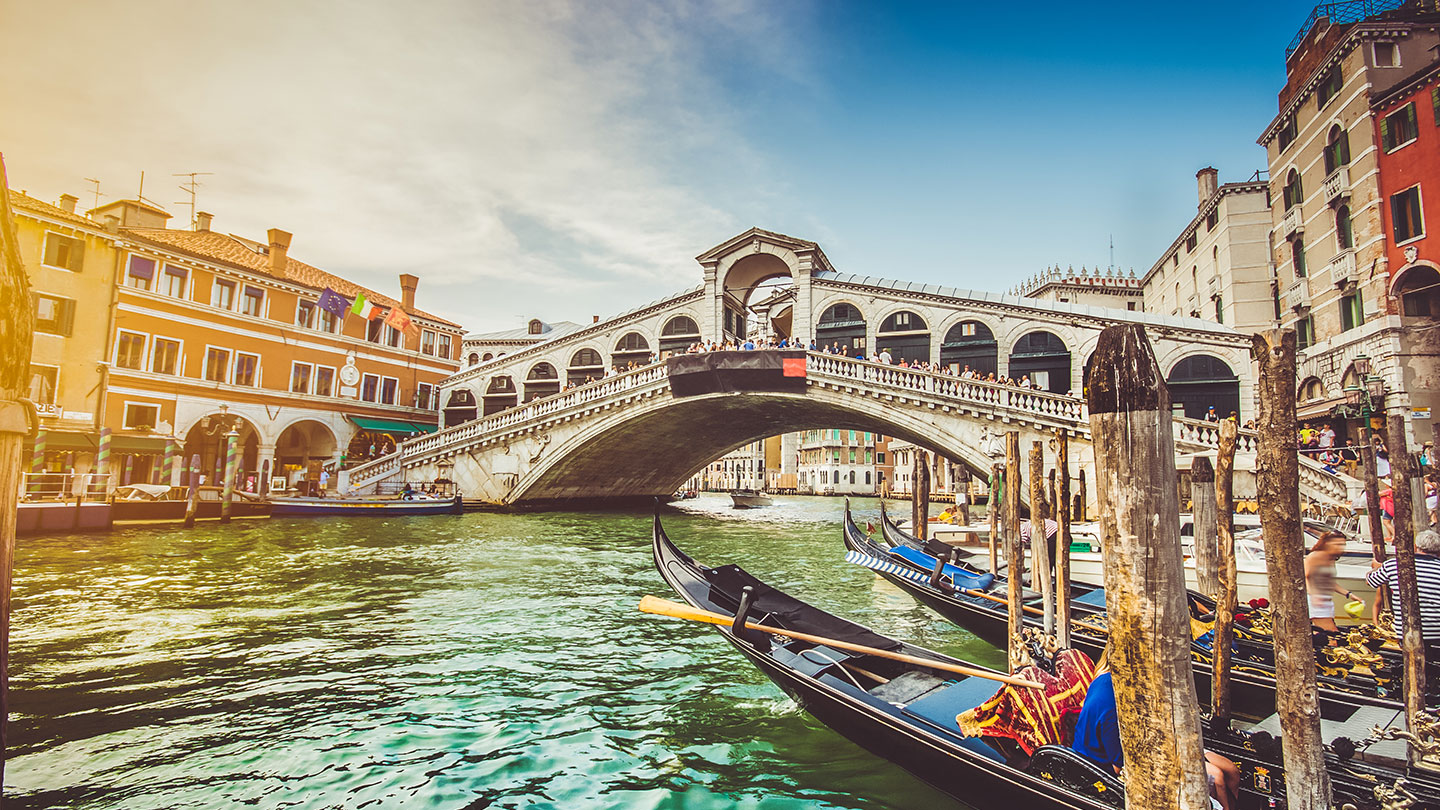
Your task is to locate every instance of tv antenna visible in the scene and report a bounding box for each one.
[173,172,214,230]
[83,177,102,211]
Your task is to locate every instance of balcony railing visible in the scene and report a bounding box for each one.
[1322,166,1351,202]
[1327,250,1357,287]
[1285,278,1313,311]
[1286,0,1405,59]
[1282,206,1305,236]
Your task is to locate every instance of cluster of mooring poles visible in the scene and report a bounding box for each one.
[905,323,1436,808]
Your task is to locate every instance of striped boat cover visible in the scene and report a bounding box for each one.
[845,550,935,586]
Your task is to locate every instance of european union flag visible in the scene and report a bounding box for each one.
[317,287,349,318]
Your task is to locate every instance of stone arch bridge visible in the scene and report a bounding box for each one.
[341,352,1349,510]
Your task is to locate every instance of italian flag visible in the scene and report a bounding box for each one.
[351,292,381,319]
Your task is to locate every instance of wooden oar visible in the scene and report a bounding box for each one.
[639,595,1045,690]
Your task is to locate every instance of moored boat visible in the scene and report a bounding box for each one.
[111,484,272,525]
[729,489,773,509]
[267,494,462,516]
[651,512,1432,809]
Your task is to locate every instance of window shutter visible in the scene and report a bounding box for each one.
[1433,85,1440,126]
[1381,116,1391,150]
[1407,102,1417,134]
[60,299,76,337]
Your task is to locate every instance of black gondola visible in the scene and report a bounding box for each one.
[650,512,1437,809]
[849,502,1420,720]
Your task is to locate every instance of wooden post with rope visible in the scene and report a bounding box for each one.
[1253,329,1331,807]
[1029,441,1054,635]
[0,153,38,789]
[1086,323,1209,810]
[1386,414,1426,736]
[1191,456,1219,597]
[955,463,971,526]
[1004,431,1024,671]
[1212,418,1239,722]
[1055,429,1072,648]
[912,449,930,541]
[988,462,1002,576]
[1364,436,1386,562]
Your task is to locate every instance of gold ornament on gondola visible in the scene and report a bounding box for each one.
[1374,777,1418,809]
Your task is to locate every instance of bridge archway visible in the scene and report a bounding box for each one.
[1167,354,1240,421]
[659,315,701,354]
[612,332,651,369]
[939,319,998,376]
[1008,330,1071,393]
[483,375,518,416]
[815,302,866,355]
[524,362,561,402]
[876,310,930,364]
[567,348,604,386]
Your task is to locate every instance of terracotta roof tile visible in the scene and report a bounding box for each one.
[8,190,100,230]
[122,227,462,329]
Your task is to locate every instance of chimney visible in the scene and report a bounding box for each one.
[104,215,120,233]
[58,194,78,214]
[593,315,600,323]
[399,273,418,311]
[267,228,292,279]
[1197,167,1219,207]
[196,211,213,232]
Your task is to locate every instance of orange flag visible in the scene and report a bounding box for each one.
[384,305,413,333]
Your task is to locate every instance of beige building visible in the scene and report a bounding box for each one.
[1141,169,1274,334]
[1015,266,1143,312]
[1257,2,1440,430]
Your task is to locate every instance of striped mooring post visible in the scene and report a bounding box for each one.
[96,426,112,495]
[28,427,46,494]
[163,440,177,486]
[220,432,238,523]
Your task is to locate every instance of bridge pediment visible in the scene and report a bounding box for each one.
[695,227,834,275]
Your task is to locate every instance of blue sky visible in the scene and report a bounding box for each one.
[1,1,1322,332]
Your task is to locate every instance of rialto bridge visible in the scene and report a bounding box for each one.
[339,228,1353,507]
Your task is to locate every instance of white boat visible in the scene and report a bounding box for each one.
[729,489,773,509]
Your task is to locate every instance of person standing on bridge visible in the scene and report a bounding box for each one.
[879,348,892,364]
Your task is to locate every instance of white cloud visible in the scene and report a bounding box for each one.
[0,0,814,327]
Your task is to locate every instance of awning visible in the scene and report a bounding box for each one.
[347,415,438,434]
[1297,395,1348,421]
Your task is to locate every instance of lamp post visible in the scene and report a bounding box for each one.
[1345,353,1388,561]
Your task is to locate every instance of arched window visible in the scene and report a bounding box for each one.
[659,316,701,353]
[875,310,930,363]
[467,353,480,366]
[523,362,560,402]
[940,320,997,376]
[1323,125,1351,175]
[1292,236,1307,277]
[611,332,651,369]
[528,319,544,335]
[1336,206,1354,250]
[1298,377,1326,401]
[1283,169,1304,210]
[568,348,604,386]
[482,375,518,416]
[1396,264,1440,317]
[878,310,927,333]
[1167,355,1240,420]
[482,352,494,362]
[815,303,866,354]
[1008,331,1070,393]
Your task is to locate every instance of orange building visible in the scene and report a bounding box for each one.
[19,192,464,492]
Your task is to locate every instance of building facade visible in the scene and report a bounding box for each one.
[795,428,883,496]
[18,190,465,492]
[1258,1,1440,436]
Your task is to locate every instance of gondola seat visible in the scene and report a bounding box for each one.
[1027,745,1124,800]
[1070,588,1106,609]
[901,677,1006,734]
[885,545,995,591]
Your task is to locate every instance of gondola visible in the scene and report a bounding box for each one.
[650,513,1434,809]
[847,502,1422,720]
[267,493,463,516]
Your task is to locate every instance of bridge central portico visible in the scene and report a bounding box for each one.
[340,228,1343,506]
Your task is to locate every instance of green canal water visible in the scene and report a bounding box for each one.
[7,494,1004,809]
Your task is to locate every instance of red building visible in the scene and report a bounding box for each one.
[1374,57,1440,317]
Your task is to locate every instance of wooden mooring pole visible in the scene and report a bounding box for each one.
[1253,329,1331,808]
[1363,436,1386,561]
[1212,418,1238,722]
[183,453,201,528]
[1004,431,1024,671]
[988,463,1001,576]
[0,152,38,792]
[912,449,930,541]
[1086,324,1209,810]
[955,463,971,526]
[1191,456,1219,597]
[1055,429,1072,648]
[1386,414,1426,733]
[1029,441,1054,634]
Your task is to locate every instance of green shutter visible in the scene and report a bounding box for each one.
[1433,86,1440,126]
[1381,116,1392,150]
[1407,102,1418,136]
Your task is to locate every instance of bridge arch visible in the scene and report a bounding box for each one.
[814,301,867,354]
[483,375,518,416]
[524,362,561,402]
[937,316,1000,376]
[1007,329,1072,393]
[874,307,931,364]
[567,347,605,386]
[659,315,702,354]
[1166,353,1240,421]
[611,331,653,369]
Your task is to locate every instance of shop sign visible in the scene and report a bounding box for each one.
[1414,407,1432,419]
[33,403,62,418]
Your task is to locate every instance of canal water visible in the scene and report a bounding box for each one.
[8,495,1002,809]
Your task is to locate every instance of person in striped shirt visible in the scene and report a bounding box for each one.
[1367,528,1440,651]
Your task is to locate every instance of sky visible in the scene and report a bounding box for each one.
[1,0,1322,333]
